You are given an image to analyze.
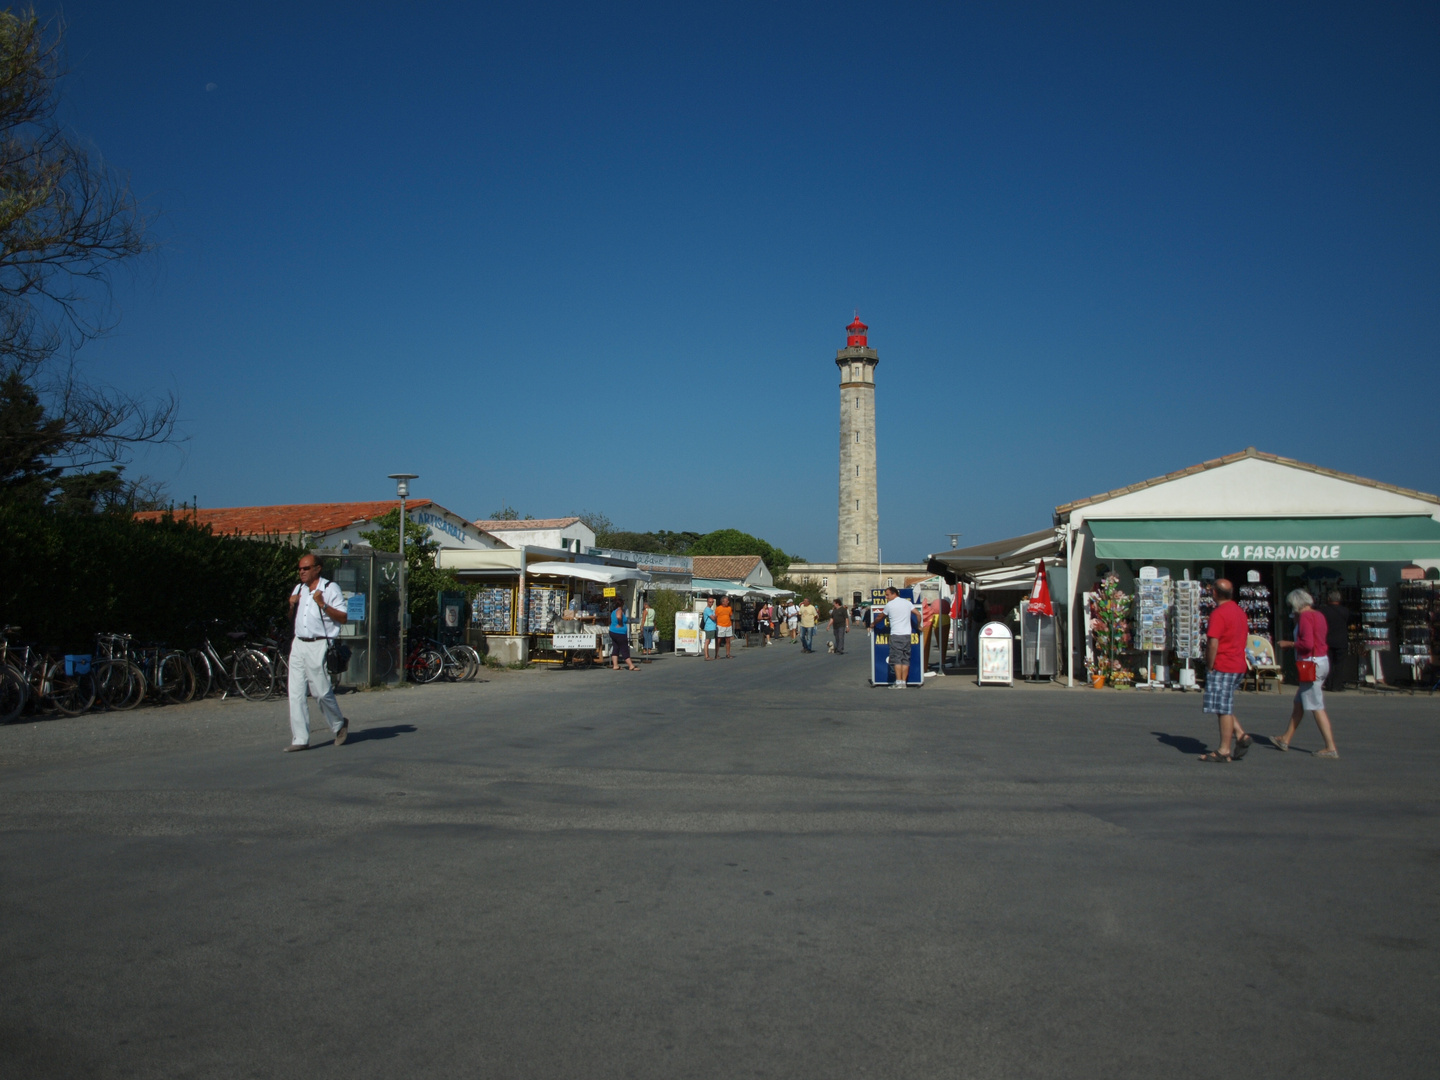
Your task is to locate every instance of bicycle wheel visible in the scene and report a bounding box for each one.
[43,661,97,717]
[0,665,27,722]
[94,659,146,711]
[411,648,444,684]
[187,649,213,699]
[230,649,274,701]
[157,652,193,705]
[452,644,482,681]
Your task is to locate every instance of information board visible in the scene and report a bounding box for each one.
[978,622,1014,685]
[674,611,702,655]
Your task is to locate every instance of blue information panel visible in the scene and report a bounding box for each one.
[869,588,923,687]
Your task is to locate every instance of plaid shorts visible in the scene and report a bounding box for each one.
[1202,670,1243,715]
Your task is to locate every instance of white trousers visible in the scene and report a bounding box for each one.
[288,637,345,745]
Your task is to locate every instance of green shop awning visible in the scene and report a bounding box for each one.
[1087,517,1440,562]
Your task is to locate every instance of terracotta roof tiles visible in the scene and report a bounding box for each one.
[691,555,764,580]
[134,499,434,537]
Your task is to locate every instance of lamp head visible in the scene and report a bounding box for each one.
[387,472,418,498]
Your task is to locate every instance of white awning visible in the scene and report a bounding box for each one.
[523,563,652,585]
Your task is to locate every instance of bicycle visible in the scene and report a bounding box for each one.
[2,627,97,718]
[428,637,481,682]
[96,633,193,706]
[92,633,147,712]
[188,624,273,701]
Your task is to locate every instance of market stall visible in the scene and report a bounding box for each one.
[1057,449,1440,689]
[437,547,650,666]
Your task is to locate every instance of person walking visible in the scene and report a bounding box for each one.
[759,603,774,645]
[785,600,799,641]
[798,598,819,652]
[1275,589,1339,757]
[716,596,735,658]
[1319,590,1350,691]
[700,598,718,661]
[285,554,349,751]
[1199,578,1252,762]
[882,587,918,687]
[641,601,656,654]
[829,599,848,654]
[610,601,638,671]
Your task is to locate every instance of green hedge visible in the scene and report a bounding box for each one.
[0,506,303,649]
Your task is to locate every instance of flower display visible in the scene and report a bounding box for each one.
[1088,574,1134,687]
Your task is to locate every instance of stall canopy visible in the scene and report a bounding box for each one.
[1088,516,1440,562]
[523,563,651,585]
[690,577,768,598]
[928,528,1061,578]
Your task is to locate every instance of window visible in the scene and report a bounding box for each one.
[856,533,860,544]
[856,465,859,476]
[855,431,859,442]
[887,577,894,588]
[822,577,829,588]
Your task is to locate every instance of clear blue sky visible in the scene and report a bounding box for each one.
[53,1,1440,561]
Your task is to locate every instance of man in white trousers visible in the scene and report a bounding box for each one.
[286,554,348,751]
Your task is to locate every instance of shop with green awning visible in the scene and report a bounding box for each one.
[1054,449,1440,688]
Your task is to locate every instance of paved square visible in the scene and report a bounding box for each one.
[2,642,1437,1078]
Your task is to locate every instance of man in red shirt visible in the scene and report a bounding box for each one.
[1200,578,1253,762]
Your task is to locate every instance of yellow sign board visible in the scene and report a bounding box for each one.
[603,587,617,597]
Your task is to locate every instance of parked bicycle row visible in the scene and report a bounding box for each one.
[1,623,484,723]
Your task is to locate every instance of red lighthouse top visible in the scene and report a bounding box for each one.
[845,313,868,348]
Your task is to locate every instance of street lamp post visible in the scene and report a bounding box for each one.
[388,473,418,680]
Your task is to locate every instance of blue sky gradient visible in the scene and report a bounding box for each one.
[50,1,1440,561]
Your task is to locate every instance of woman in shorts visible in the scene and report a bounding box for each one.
[1274,589,1338,757]
[609,601,637,671]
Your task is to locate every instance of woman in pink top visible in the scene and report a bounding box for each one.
[1275,589,1339,758]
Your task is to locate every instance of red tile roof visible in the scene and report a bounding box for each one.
[692,555,764,580]
[134,499,434,538]
[472,516,583,531]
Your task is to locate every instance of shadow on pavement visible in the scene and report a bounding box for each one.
[1152,731,1208,755]
[346,724,417,744]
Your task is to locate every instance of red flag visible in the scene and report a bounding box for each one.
[1027,560,1053,616]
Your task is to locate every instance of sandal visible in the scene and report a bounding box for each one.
[1271,737,1289,752]
[1315,749,1339,759]
[1198,751,1234,763]
[1233,735,1253,761]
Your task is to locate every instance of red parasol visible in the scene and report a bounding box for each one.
[1027,560,1053,616]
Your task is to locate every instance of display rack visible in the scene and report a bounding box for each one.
[1360,586,1391,685]
[1237,584,1272,634]
[525,585,567,633]
[1173,580,1204,690]
[472,586,515,633]
[1134,573,1170,688]
[1397,581,1436,681]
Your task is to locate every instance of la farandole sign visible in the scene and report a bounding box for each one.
[1220,544,1343,560]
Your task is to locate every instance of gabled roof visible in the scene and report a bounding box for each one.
[472,516,583,531]
[691,555,764,580]
[1054,448,1439,522]
[135,499,435,537]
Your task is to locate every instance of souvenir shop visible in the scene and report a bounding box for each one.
[436,548,651,666]
[1056,449,1440,689]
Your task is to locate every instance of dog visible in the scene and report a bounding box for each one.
[826,640,835,653]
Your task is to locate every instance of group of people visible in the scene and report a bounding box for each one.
[1200,578,1339,762]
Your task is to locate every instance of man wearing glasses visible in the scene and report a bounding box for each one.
[286,555,348,751]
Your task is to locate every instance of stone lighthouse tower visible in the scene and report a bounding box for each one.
[835,314,880,605]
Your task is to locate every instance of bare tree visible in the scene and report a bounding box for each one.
[0,10,175,477]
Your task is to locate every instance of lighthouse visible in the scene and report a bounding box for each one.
[835,314,880,606]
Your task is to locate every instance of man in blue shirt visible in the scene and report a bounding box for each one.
[701,598,718,661]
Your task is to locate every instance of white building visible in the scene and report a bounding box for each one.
[473,516,596,554]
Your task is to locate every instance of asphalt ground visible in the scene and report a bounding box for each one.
[1,634,1437,1079]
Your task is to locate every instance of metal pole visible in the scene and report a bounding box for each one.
[398,495,407,680]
